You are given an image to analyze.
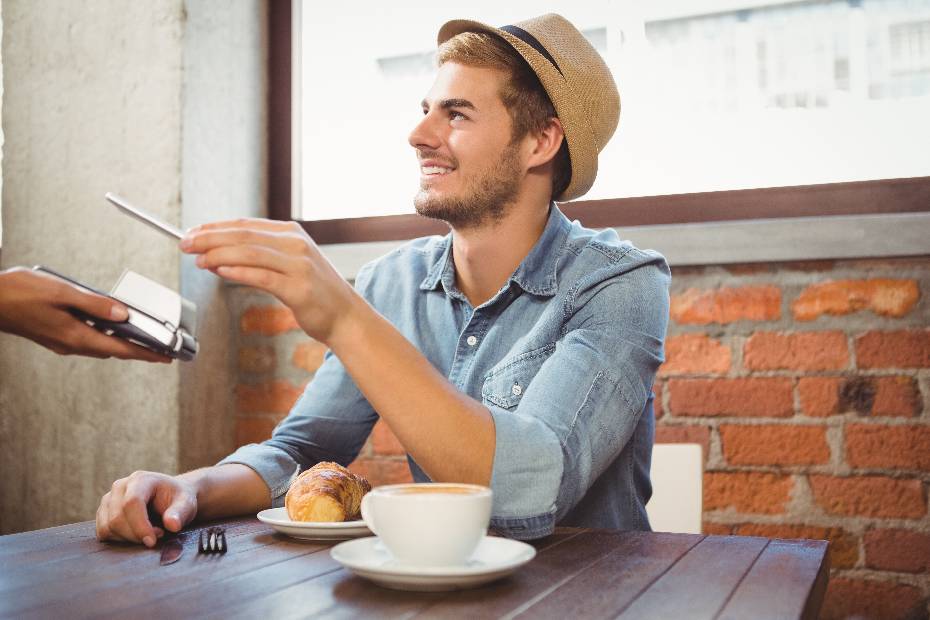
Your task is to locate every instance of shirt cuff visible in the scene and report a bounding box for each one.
[217,443,300,507]
[487,404,563,535]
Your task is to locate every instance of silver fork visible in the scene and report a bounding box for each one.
[198,527,227,555]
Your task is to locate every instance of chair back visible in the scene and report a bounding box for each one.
[646,443,703,534]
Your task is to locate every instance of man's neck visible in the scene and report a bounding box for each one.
[450,197,550,308]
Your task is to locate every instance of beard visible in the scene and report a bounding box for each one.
[413,141,522,230]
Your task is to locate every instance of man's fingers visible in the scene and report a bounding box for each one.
[122,477,161,547]
[191,218,297,234]
[59,322,168,362]
[195,244,293,275]
[181,228,306,256]
[213,265,286,295]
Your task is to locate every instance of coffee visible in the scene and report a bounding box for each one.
[384,485,480,496]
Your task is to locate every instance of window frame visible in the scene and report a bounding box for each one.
[269,0,930,246]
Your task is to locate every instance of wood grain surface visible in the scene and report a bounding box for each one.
[0,518,828,619]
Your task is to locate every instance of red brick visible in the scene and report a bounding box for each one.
[821,578,926,620]
[733,523,858,569]
[659,334,731,376]
[856,330,930,369]
[654,424,710,462]
[240,305,300,336]
[701,522,734,535]
[809,475,926,519]
[236,380,303,415]
[872,376,922,417]
[798,377,842,417]
[238,346,276,374]
[348,458,413,488]
[670,286,781,325]
[864,528,930,573]
[792,278,920,321]
[720,425,830,466]
[667,378,794,418]
[291,340,328,374]
[235,416,277,447]
[743,331,849,371]
[371,419,406,456]
[653,380,664,420]
[704,472,792,515]
[846,425,930,471]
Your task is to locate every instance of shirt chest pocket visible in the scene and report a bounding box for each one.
[481,344,556,410]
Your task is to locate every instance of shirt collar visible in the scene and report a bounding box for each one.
[419,203,570,298]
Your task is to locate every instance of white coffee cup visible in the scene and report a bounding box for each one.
[360,483,492,567]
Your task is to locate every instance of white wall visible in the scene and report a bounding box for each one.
[0,0,266,534]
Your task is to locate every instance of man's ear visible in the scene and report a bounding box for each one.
[525,117,565,169]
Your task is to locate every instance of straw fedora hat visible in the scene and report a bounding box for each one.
[437,13,620,202]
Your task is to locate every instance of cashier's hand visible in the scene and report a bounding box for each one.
[0,268,170,362]
[181,219,357,344]
[96,471,198,547]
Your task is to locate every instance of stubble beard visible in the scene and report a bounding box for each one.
[413,142,523,230]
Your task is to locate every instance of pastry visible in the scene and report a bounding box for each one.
[285,461,371,522]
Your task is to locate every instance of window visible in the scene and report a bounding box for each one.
[291,0,930,226]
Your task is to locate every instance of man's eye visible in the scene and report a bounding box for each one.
[450,111,467,121]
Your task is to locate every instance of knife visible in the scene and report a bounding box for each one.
[159,533,185,566]
[149,507,185,566]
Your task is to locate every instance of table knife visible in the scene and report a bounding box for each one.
[159,534,184,565]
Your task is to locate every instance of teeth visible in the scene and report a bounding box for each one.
[422,166,453,175]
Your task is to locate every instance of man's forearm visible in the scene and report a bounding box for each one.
[177,464,272,521]
[328,295,496,486]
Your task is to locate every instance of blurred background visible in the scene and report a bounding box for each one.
[0,1,927,617]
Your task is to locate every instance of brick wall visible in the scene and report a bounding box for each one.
[229,256,929,619]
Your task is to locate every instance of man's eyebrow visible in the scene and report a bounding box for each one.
[421,98,478,112]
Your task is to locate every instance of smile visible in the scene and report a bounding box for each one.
[421,166,454,176]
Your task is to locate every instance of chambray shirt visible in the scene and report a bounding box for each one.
[220,204,670,539]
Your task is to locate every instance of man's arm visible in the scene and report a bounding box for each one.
[182,219,496,486]
[0,267,169,362]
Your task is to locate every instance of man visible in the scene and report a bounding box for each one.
[0,267,169,362]
[96,13,669,548]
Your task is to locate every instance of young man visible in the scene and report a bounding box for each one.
[96,14,669,547]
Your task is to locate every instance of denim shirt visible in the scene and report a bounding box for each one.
[220,204,670,539]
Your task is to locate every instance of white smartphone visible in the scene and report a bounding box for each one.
[105,192,184,240]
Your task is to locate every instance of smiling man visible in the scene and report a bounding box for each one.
[96,14,670,546]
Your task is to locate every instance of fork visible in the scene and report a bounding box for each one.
[198,527,227,554]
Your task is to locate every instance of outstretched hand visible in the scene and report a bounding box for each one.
[0,267,170,362]
[181,219,360,345]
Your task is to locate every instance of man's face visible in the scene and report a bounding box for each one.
[409,62,524,229]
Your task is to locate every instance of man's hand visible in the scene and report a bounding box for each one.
[180,219,359,345]
[96,471,198,547]
[0,268,170,362]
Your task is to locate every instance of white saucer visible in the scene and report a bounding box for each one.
[257,507,372,541]
[330,536,536,591]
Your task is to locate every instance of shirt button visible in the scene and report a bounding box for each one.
[511,384,522,396]
[466,335,478,347]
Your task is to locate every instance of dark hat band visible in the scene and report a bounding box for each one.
[500,25,564,77]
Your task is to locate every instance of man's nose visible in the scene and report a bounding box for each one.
[408,111,442,151]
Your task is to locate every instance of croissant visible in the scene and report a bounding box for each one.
[285,461,371,522]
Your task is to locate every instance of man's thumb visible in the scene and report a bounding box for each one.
[162,494,197,532]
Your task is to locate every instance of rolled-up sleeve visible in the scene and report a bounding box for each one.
[487,261,669,537]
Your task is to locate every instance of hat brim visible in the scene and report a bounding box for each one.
[437,19,599,202]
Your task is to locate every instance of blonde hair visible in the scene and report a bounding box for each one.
[438,32,572,200]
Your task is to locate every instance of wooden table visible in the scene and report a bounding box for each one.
[0,517,828,619]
